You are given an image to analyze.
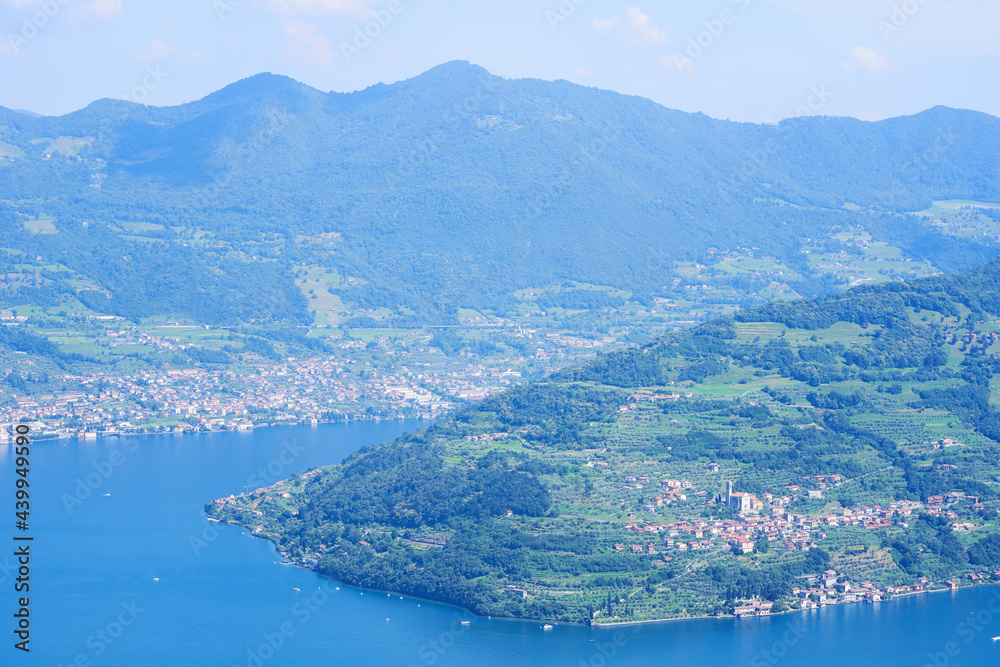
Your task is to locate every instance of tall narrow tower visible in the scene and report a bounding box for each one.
[725,481,733,506]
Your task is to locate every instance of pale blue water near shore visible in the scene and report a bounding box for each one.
[3,421,1000,666]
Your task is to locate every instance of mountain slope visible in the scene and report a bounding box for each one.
[2,62,999,324]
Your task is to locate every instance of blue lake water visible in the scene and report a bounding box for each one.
[3,421,1000,666]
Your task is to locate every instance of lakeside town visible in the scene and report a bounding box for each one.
[0,315,643,441]
[601,476,1000,615]
[0,355,521,440]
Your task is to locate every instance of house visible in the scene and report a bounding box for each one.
[730,536,754,554]
[734,601,774,617]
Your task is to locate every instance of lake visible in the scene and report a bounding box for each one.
[3,421,1000,666]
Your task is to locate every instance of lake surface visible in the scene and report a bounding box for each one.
[4,421,1000,666]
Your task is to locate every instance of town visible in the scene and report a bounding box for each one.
[0,317,636,440]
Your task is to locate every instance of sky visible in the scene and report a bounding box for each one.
[1,0,998,122]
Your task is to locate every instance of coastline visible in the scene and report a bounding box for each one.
[226,515,997,630]
[26,415,434,447]
[592,581,1000,628]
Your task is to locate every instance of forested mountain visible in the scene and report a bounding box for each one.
[2,61,1000,324]
[213,259,1000,623]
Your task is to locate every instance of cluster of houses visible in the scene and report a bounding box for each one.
[790,571,924,608]
[611,492,966,558]
[616,476,697,509]
[943,329,998,345]
[465,432,511,442]
[619,510,817,555]
[102,328,192,352]
[0,302,627,439]
[936,438,964,449]
[619,391,695,412]
[0,354,486,439]
[732,571,932,617]
[544,333,617,349]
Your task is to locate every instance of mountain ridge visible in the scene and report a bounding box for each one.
[1,61,999,325]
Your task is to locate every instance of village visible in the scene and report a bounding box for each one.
[0,354,530,440]
[602,473,1000,615]
[0,306,643,440]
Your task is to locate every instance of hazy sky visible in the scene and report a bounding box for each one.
[1,0,998,122]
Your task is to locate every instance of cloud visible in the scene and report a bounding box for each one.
[840,45,893,73]
[0,37,22,58]
[593,6,668,47]
[854,109,884,122]
[80,0,122,18]
[661,54,692,74]
[592,17,620,31]
[280,20,334,65]
[264,0,374,18]
[574,67,592,78]
[130,39,204,63]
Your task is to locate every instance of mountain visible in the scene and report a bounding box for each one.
[2,61,999,325]
[210,258,1000,623]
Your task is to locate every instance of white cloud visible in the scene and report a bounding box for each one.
[575,67,592,78]
[280,20,334,65]
[854,109,884,122]
[593,6,668,47]
[0,37,22,58]
[661,54,692,74]
[840,45,893,73]
[591,17,620,31]
[130,39,204,63]
[80,0,122,19]
[264,0,374,18]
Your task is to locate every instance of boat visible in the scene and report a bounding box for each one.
[461,621,471,626]
[993,636,1000,641]
[543,624,553,631]
[293,588,300,592]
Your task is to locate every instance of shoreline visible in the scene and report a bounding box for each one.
[589,581,1000,628]
[24,415,435,447]
[227,516,998,630]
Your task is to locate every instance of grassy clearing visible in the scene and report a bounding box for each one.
[912,199,1000,217]
[23,216,58,234]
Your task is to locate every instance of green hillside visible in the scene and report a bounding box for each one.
[210,259,1000,623]
[2,62,999,329]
